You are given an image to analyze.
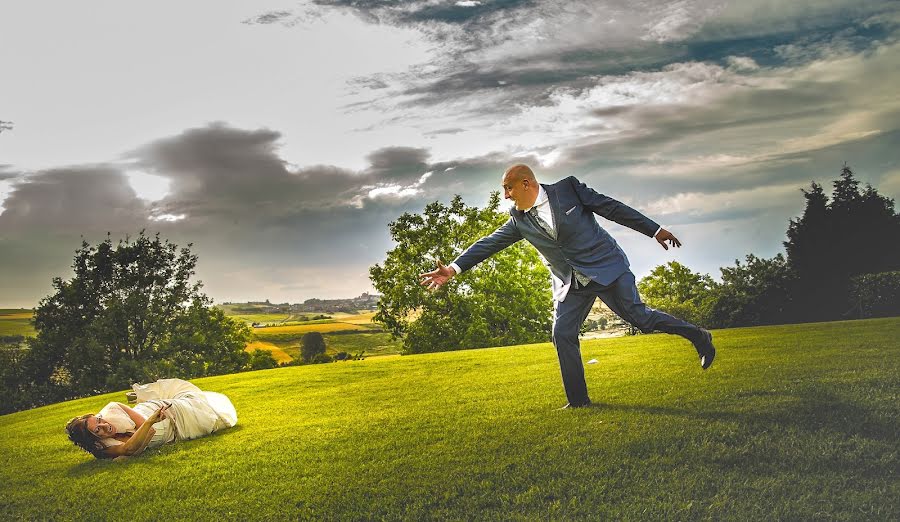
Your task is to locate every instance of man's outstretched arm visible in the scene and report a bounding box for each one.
[570,176,682,250]
[420,217,523,290]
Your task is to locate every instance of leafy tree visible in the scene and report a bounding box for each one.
[637,261,718,327]
[370,193,553,354]
[0,338,30,414]
[23,232,250,400]
[709,254,796,328]
[248,349,278,370]
[785,164,900,320]
[300,332,327,362]
[848,271,900,318]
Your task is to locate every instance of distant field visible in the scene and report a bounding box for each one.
[252,322,374,338]
[228,313,292,324]
[257,332,400,360]
[0,309,34,337]
[323,331,402,356]
[244,341,293,364]
[340,311,378,325]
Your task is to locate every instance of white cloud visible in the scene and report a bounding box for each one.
[149,213,186,222]
[644,183,801,220]
[363,170,434,201]
[0,179,13,214]
[726,56,761,71]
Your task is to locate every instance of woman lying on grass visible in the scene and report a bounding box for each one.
[65,378,237,459]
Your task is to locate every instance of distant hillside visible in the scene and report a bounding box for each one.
[218,304,401,361]
[0,309,34,337]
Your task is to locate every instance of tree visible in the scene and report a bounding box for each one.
[248,349,278,370]
[0,337,31,415]
[370,193,553,354]
[23,232,250,400]
[709,254,796,328]
[785,164,900,320]
[300,332,327,362]
[637,261,718,327]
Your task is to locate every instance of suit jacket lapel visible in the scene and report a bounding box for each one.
[543,183,562,239]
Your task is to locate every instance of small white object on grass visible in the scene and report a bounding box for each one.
[587,359,598,364]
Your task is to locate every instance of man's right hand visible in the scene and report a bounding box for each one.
[420,261,455,290]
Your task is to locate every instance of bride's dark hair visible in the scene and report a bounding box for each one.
[65,415,109,459]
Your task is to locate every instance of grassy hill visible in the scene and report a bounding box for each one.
[1,317,897,520]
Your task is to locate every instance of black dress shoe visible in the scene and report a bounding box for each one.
[558,399,592,410]
[694,328,716,370]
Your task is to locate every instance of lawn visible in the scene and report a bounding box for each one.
[1,317,897,520]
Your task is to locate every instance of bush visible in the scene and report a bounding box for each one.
[248,349,278,370]
[848,271,900,318]
[310,353,333,364]
[301,332,327,362]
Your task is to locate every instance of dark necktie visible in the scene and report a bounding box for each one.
[528,206,556,240]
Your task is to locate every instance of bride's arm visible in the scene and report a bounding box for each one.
[113,402,147,428]
[101,405,168,458]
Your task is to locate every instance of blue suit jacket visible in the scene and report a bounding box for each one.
[453,176,660,287]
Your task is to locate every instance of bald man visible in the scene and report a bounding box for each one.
[421,164,715,409]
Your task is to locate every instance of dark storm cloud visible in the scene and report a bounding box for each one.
[313,0,536,32]
[308,0,898,112]
[0,166,147,232]
[365,146,430,181]
[0,124,453,305]
[129,125,439,220]
[2,113,897,306]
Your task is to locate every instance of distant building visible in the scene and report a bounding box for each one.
[293,293,380,313]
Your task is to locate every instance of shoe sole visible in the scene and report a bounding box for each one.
[700,330,715,370]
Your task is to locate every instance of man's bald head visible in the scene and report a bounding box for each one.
[504,164,536,183]
[502,164,540,210]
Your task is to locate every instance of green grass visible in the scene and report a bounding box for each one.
[323,331,403,356]
[0,309,34,337]
[228,313,293,324]
[1,317,897,520]
[268,332,401,359]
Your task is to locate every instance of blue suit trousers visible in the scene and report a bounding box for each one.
[552,270,703,405]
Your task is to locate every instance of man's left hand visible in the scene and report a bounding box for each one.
[655,228,682,250]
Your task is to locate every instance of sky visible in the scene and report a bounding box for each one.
[1,0,898,307]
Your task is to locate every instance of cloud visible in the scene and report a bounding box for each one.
[320,0,896,111]
[0,166,147,233]
[0,124,467,305]
[4,0,899,305]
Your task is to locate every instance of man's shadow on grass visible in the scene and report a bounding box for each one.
[66,424,245,477]
[591,388,895,443]
[589,389,895,476]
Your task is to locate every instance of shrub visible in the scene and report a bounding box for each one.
[300,332,327,362]
[848,271,900,318]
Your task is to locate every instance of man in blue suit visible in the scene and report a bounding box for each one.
[421,164,716,408]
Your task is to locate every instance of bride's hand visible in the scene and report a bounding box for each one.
[148,404,170,422]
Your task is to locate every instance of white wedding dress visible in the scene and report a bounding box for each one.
[97,378,237,451]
